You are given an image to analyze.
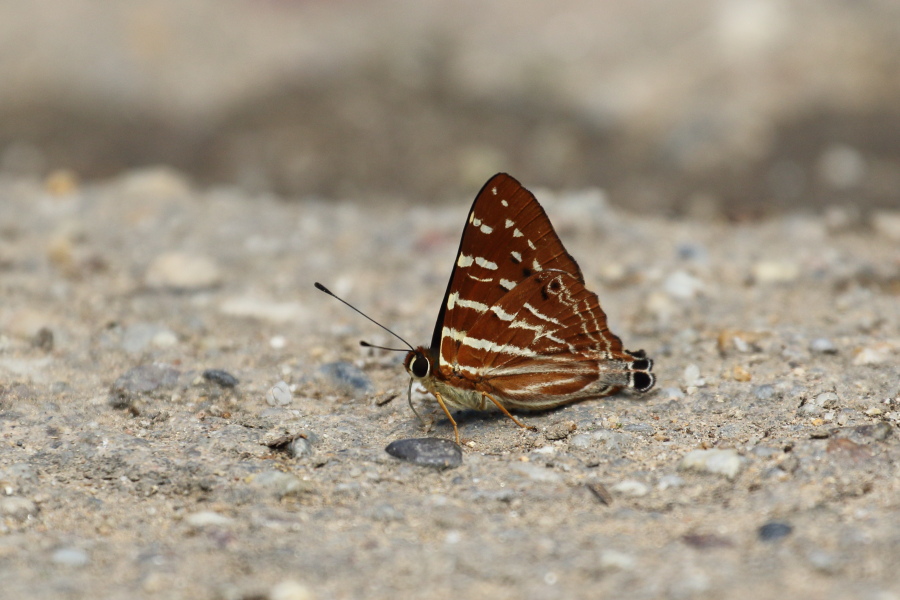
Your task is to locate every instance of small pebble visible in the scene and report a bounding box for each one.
[289,436,314,458]
[679,449,744,480]
[751,260,800,284]
[385,438,462,469]
[51,547,89,568]
[752,384,777,401]
[0,497,38,520]
[318,362,373,393]
[185,511,234,528]
[663,270,704,300]
[853,344,894,365]
[622,423,654,434]
[266,381,292,406]
[683,364,705,388]
[144,252,222,290]
[510,462,563,483]
[660,387,686,400]
[758,521,793,542]
[657,475,685,490]
[872,210,900,242]
[798,391,839,415]
[544,421,576,440]
[611,480,649,497]
[809,337,837,354]
[269,579,315,600]
[219,296,307,323]
[251,470,313,498]
[598,550,636,571]
[203,369,239,388]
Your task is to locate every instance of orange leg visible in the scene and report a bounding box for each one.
[433,391,461,445]
[482,392,537,432]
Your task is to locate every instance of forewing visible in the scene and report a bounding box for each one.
[431,173,584,368]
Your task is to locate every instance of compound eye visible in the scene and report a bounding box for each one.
[410,353,430,378]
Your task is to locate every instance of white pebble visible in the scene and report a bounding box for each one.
[266,381,293,406]
[51,547,89,567]
[145,252,222,290]
[683,364,705,388]
[663,270,704,300]
[611,479,650,497]
[679,449,744,480]
[185,511,233,528]
[269,579,315,600]
[751,260,799,284]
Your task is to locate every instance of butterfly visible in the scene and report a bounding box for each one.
[318,173,655,444]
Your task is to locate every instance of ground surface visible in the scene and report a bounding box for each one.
[1,170,898,599]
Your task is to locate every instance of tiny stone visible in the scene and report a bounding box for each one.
[663,270,704,300]
[657,475,685,490]
[611,479,649,497]
[269,335,287,349]
[145,252,222,290]
[318,361,374,394]
[545,421,576,440]
[289,436,314,458]
[851,422,892,441]
[569,433,593,449]
[385,438,463,469]
[0,497,38,520]
[683,364,705,388]
[32,327,54,351]
[751,260,800,284]
[251,470,313,498]
[679,449,744,480]
[51,547,89,568]
[185,511,234,528]
[872,210,900,242]
[853,344,893,365]
[660,387,686,400]
[202,369,239,388]
[598,550,636,571]
[622,423,654,434]
[266,381,292,406]
[269,580,314,600]
[758,521,793,542]
[510,462,563,483]
[809,337,837,354]
[752,384,777,401]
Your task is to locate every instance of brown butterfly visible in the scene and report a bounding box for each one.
[318,173,654,443]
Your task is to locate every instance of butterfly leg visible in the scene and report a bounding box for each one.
[481,392,538,433]
[433,391,461,445]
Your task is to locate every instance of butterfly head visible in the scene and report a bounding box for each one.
[404,347,432,380]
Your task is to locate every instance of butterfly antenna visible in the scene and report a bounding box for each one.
[314,282,414,350]
[360,341,408,352]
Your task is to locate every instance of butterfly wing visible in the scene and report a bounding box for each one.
[450,270,646,408]
[430,173,583,370]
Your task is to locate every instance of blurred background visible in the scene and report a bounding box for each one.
[1,0,898,217]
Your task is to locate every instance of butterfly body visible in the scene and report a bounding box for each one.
[403,174,655,441]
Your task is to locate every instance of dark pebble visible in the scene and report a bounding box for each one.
[385,438,462,469]
[202,369,239,388]
[758,521,793,542]
[319,361,373,393]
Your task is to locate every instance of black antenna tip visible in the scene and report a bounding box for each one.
[314,282,330,294]
[360,340,372,347]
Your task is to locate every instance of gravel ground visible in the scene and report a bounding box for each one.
[1,169,899,599]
